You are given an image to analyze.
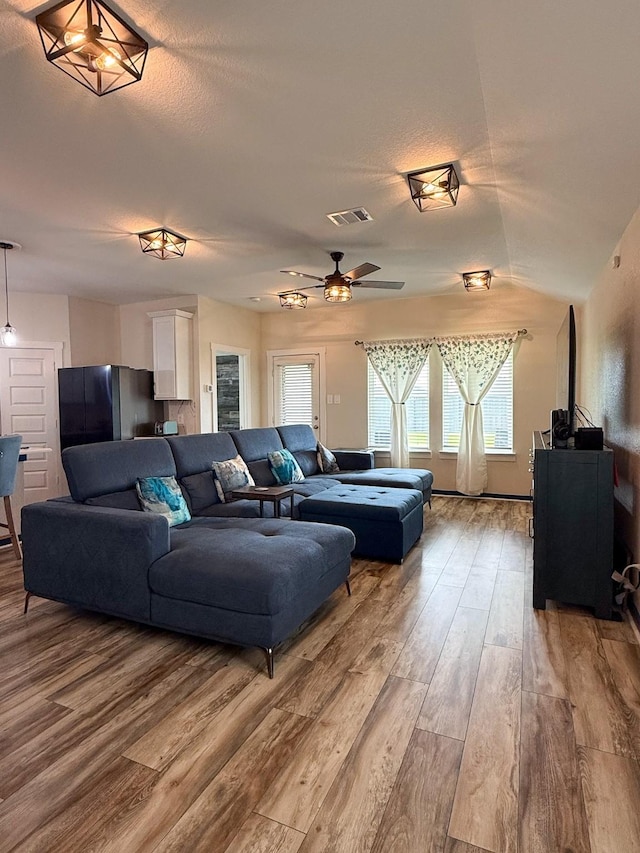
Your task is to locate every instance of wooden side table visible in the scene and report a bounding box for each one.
[231,485,295,518]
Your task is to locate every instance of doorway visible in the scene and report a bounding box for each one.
[267,348,326,441]
[211,344,251,432]
[0,342,63,507]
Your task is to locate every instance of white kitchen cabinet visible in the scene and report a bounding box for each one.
[148,309,194,400]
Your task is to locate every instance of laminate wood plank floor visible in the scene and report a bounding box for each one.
[1,495,640,852]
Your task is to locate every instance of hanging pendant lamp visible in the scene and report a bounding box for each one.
[0,242,19,347]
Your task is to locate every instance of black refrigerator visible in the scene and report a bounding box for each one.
[58,365,164,450]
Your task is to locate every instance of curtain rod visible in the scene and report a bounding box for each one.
[354,329,528,346]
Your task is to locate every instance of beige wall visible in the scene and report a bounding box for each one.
[196,296,262,434]
[582,205,640,612]
[68,296,121,366]
[117,294,261,435]
[7,293,72,365]
[262,285,569,495]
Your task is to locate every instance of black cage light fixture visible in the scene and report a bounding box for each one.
[279,291,308,309]
[462,270,492,291]
[138,228,187,260]
[36,0,148,96]
[407,163,460,212]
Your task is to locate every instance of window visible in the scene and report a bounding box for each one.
[442,352,513,452]
[368,360,429,450]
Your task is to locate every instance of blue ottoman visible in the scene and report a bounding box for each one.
[318,468,434,506]
[299,485,424,563]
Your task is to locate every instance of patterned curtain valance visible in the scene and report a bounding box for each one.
[435,331,522,395]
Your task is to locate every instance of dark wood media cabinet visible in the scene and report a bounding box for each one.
[531,431,616,619]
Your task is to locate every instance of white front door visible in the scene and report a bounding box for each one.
[270,351,324,441]
[0,345,62,505]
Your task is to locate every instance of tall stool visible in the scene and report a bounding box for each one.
[0,434,23,561]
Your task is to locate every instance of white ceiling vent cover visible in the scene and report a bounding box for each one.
[326,207,373,227]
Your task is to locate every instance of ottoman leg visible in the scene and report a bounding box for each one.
[345,579,352,596]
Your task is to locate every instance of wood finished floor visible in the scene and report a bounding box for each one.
[1,496,640,852]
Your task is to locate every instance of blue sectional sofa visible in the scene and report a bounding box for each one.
[21,425,433,675]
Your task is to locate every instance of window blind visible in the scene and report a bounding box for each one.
[367,361,429,450]
[278,362,314,426]
[442,352,513,451]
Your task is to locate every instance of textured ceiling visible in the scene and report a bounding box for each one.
[2,0,640,310]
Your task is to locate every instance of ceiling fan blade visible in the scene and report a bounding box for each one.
[343,262,380,281]
[352,280,405,290]
[280,270,325,282]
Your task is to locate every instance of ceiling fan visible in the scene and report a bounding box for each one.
[279,251,404,306]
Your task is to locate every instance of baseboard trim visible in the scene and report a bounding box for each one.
[433,489,531,502]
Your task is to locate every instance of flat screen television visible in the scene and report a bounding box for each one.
[556,305,577,435]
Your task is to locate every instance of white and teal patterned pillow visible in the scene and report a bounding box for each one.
[136,476,191,526]
[267,448,304,485]
[211,454,255,502]
[316,441,340,474]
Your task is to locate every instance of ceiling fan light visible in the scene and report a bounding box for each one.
[36,0,148,97]
[407,164,459,212]
[324,282,352,303]
[462,270,491,291]
[279,291,308,309]
[138,228,187,260]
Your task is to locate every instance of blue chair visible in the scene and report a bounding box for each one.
[0,434,23,561]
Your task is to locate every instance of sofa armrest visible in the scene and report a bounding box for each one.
[333,449,375,471]
[21,502,170,622]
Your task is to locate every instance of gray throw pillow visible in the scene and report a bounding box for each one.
[317,441,340,473]
[211,455,255,502]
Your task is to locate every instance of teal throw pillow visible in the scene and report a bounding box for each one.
[136,476,191,527]
[317,441,340,474]
[211,454,255,502]
[267,448,304,485]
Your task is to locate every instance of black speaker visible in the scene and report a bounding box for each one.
[575,427,604,450]
[551,409,571,448]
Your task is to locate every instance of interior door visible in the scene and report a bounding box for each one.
[272,353,321,439]
[0,346,62,504]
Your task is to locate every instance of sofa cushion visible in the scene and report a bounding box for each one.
[212,454,255,502]
[85,489,141,511]
[167,433,239,477]
[267,449,304,485]
[317,442,340,473]
[276,424,321,476]
[180,471,220,513]
[136,476,191,526]
[230,428,282,486]
[153,519,355,615]
[63,438,176,502]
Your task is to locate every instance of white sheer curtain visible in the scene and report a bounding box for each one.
[363,339,432,467]
[436,332,520,495]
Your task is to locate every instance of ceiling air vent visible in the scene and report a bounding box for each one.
[326,207,373,227]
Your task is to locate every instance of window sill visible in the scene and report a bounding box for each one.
[373,449,432,458]
[439,450,517,461]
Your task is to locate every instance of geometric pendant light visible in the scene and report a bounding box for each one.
[462,269,492,291]
[279,291,308,309]
[407,163,460,212]
[36,0,148,96]
[138,228,187,260]
[0,241,19,347]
